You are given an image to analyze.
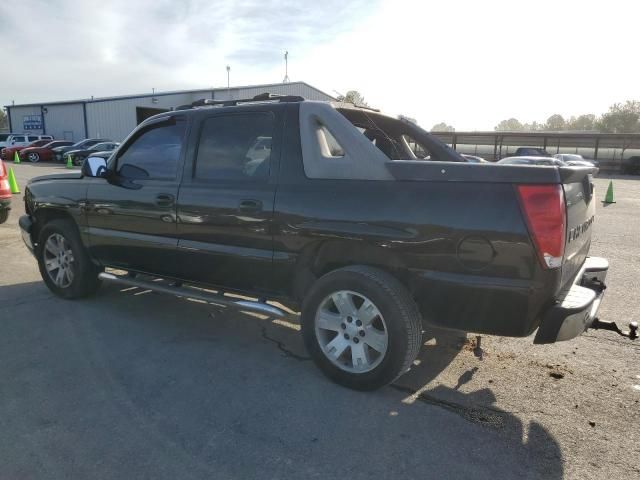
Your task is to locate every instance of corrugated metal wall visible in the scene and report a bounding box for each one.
[86,92,196,141]
[8,106,43,134]
[44,104,85,141]
[8,82,334,142]
[214,83,332,101]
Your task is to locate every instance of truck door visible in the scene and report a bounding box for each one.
[85,115,187,275]
[174,107,282,295]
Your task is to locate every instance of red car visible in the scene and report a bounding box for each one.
[1,139,53,162]
[19,140,74,163]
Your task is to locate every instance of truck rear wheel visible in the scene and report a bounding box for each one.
[36,219,101,299]
[301,265,422,391]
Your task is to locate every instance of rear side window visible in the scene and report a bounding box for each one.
[13,136,26,142]
[117,118,186,179]
[195,113,274,181]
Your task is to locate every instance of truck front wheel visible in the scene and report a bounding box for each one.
[301,265,422,391]
[36,219,101,299]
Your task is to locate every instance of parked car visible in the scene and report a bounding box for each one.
[52,138,110,162]
[461,154,488,163]
[1,139,53,161]
[63,141,120,166]
[0,132,24,148]
[1,134,53,148]
[553,154,599,171]
[623,156,640,175]
[507,147,552,157]
[497,156,567,167]
[19,140,75,163]
[19,94,612,391]
[0,160,11,223]
[84,150,114,161]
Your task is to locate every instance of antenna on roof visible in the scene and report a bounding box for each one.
[283,51,290,83]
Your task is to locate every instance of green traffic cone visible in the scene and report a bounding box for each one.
[13,151,20,164]
[603,181,615,204]
[8,167,20,194]
[66,154,74,169]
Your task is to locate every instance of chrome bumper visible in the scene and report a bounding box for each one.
[534,257,608,344]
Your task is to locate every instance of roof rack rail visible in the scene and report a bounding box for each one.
[176,92,304,111]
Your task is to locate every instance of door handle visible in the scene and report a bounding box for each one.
[238,199,262,213]
[155,193,175,207]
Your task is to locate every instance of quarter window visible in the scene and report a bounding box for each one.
[316,124,344,158]
[195,113,274,181]
[117,118,186,179]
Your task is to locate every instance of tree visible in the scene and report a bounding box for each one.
[595,101,640,133]
[0,109,7,131]
[566,114,596,131]
[494,118,523,131]
[522,121,544,131]
[336,90,369,107]
[431,122,454,132]
[545,114,566,131]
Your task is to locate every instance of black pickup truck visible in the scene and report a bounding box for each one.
[18,94,623,390]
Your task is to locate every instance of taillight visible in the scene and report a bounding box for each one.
[517,184,566,269]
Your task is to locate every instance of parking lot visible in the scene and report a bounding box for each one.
[1,163,638,480]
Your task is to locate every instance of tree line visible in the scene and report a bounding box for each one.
[430,100,640,133]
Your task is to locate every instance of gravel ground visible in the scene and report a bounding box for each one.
[0,162,638,480]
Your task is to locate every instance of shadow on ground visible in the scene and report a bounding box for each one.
[0,281,563,479]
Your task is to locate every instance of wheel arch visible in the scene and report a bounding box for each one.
[32,207,80,246]
[291,240,409,302]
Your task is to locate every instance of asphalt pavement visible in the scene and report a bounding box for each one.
[1,162,638,480]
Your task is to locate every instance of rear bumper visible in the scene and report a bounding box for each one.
[19,215,35,255]
[534,256,608,344]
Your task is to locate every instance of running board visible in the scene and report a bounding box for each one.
[98,272,289,319]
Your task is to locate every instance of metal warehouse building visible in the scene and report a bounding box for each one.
[5,81,334,142]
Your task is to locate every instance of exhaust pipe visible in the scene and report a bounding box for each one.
[98,272,290,319]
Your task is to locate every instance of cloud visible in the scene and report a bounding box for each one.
[1,0,638,130]
[0,0,379,106]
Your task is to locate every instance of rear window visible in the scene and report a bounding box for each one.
[195,113,274,181]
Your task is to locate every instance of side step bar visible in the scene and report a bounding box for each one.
[98,272,289,319]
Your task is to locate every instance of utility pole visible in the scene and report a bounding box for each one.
[283,51,290,83]
[226,65,230,89]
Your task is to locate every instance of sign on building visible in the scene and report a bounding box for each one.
[23,115,43,130]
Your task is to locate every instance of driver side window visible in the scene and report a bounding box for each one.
[117,118,186,180]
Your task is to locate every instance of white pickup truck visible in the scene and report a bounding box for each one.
[0,133,53,149]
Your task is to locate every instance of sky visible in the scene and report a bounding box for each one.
[0,0,638,131]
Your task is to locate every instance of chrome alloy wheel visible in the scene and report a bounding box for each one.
[43,233,75,288]
[315,290,388,373]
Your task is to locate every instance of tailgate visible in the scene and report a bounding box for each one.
[560,167,596,288]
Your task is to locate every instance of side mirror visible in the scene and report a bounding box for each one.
[82,156,108,178]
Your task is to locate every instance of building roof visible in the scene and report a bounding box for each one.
[5,81,335,108]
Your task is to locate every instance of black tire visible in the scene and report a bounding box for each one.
[27,152,40,163]
[36,218,101,299]
[72,155,84,166]
[301,265,422,391]
[0,209,8,224]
